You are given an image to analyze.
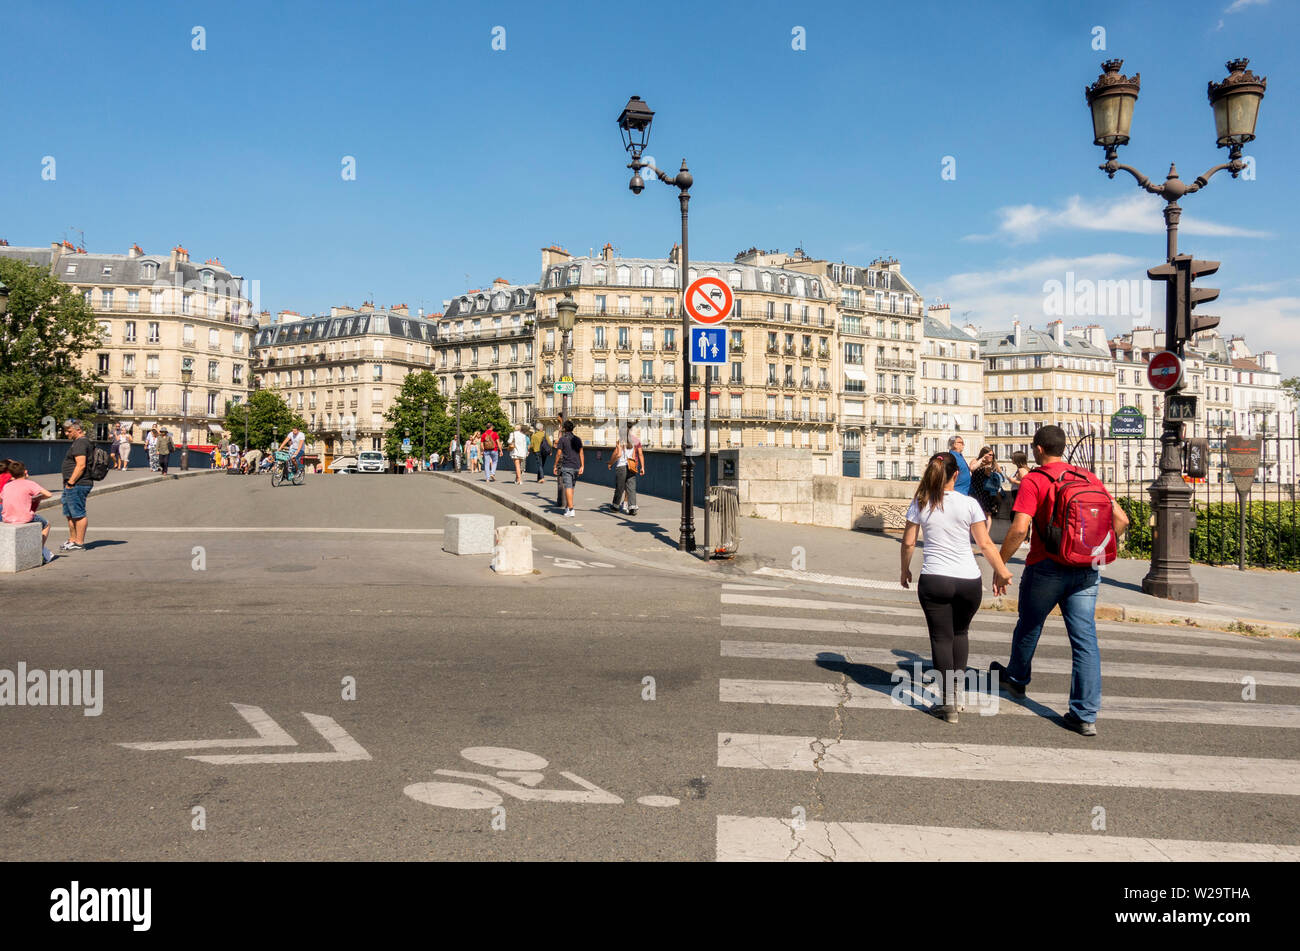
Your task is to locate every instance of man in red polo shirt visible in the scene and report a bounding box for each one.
[989,425,1128,736]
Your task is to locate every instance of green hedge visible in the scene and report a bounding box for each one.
[1115,496,1300,570]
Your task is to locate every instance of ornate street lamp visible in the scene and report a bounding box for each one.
[421,401,429,469]
[180,357,193,471]
[556,294,577,423]
[618,94,697,552]
[1085,58,1266,602]
[454,369,465,471]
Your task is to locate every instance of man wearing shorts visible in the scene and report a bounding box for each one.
[553,419,584,518]
[279,426,307,477]
[60,419,92,551]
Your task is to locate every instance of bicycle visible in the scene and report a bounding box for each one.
[270,450,305,487]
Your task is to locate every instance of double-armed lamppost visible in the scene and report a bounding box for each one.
[454,369,465,471]
[1084,58,1265,602]
[180,357,193,471]
[618,95,696,552]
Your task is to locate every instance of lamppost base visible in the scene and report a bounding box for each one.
[1140,572,1199,603]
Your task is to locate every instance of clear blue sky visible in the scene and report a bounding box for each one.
[2,0,1295,368]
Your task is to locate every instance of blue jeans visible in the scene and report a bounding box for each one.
[484,450,499,479]
[1006,559,1102,722]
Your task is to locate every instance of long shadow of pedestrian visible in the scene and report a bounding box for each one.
[81,540,127,550]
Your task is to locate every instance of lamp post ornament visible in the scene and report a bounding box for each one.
[1085,58,1265,602]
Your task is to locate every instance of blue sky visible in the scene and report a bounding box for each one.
[2,0,1295,369]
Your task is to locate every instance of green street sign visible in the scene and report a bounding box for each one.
[553,381,575,395]
[1110,405,1146,438]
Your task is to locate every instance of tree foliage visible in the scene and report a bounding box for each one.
[0,258,100,437]
[222,388,310,453]
[382,371,451,460]
[447,377,510,447]
[1282,376,1300,406]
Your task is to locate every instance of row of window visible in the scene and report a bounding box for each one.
[547,264,827,299]
[96,320,246,351]
[839,315,917,338]
[96,353,243,385]
[94,387,224,415]
[82,287,240,317]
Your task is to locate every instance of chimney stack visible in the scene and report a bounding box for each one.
[928,301,951,328]
[1048,319,1064,346]
[1012,318,1022,349]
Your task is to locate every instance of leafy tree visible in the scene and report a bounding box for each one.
[0,258,100,437]
[382,371,451,460]
[444,377,510,452]
[1282,376,1300,406]
[222,389,309,453]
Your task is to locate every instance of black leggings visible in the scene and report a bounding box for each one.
[916,574,982,676]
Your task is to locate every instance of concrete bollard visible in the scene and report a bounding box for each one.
[491,525,533,575]
[0,522,43,573]
[444,513,495,555]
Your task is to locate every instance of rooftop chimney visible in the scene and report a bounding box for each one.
[1048,319,1064,346]
[601,242,614,262]
[540,245,572,270]
[170,245,189,268]
[928,301,951,328]
[1012,318,1022,349]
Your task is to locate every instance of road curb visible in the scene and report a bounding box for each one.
[36,468,221,512]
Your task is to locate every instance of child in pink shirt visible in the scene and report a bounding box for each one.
[1,461,54,563]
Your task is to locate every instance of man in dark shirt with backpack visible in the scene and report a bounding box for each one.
[990,425,1129,736]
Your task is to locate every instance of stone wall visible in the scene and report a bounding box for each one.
[718,447,921,531]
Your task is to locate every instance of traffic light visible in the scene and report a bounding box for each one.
[1147,254,1220,352]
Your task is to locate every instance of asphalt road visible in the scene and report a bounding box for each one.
[2,472,1298,861]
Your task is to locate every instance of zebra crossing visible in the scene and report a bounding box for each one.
[713,582,1300,862]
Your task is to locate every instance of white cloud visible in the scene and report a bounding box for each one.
[966,193,1272,244]
[1216,0,1268,30]
[1217,295,1300,373]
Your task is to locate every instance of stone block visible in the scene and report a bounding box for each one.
[812,477,839,503]
[765,481,800,504]
[0,521,42,573]
[752,503,782,520]
[443,513,495,555]
[782,503,813,524]
[491,525,533,574]
[776,459,812,481]
[796,481,813,504]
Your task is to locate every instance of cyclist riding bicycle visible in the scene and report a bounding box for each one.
[278,426,307,478]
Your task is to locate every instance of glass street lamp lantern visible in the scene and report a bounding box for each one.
[616,95,654,156]
[1208,58,1267,149]
[1085,59,1140,149]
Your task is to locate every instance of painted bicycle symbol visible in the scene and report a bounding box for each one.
[403,746,679,809]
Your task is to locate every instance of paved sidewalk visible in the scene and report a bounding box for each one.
[430,470,1299,636]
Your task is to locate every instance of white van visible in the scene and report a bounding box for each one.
[357,451,387,474]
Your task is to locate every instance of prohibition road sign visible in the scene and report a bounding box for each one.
[684,276,734,324]
[1146,350,1184,392]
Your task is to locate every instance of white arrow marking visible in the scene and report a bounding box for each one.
[119,703,296,750]
[118,704,370,764]
[187,714,370,764]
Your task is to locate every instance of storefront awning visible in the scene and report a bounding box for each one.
[844,366,869,381]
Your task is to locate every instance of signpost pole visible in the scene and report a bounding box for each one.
[1238,485,1247,571]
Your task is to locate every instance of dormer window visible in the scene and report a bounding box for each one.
[760,272,772,292]
[641,266,653,286]
[616,265,631,285]
[778,275,789,294]
[65,263,77,275]
[728,270,742,288]
[593,265,607,285]
[568,265,581,284]
[200,270,215,288]
[102,265,113,276]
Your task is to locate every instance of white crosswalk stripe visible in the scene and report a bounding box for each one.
[720,613,1300,664]
[717,816,1300,862]
[714,589,1300,862]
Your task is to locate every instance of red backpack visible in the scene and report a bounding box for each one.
[1030,466,1117,568]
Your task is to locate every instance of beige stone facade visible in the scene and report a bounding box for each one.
[0,242,253,444]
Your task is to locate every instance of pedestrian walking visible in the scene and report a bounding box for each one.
[60,419,92,551]
[608,427,644,516]
[969,446,1004,531]
[467,432,480,474]
[900,452,1013,723]
[948,435,972,495]
[1006,451,1031,489]
[156,428,174,476]
[553,419,584,518]
[146,426,160,472]
[118,429,131,470]
[990,425,1129,737]
[529,424,550,484]
[508,424,528,484]
[481,424,501,482]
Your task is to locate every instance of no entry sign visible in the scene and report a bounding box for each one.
[684,276,733,324]
[1147,351,1184,391]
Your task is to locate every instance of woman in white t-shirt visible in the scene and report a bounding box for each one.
[900,452,1013,723]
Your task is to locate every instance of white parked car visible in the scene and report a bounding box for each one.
[357,451,387,474]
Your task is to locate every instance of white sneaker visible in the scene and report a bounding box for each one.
[42,548,54,564]
[564,509,575,518]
